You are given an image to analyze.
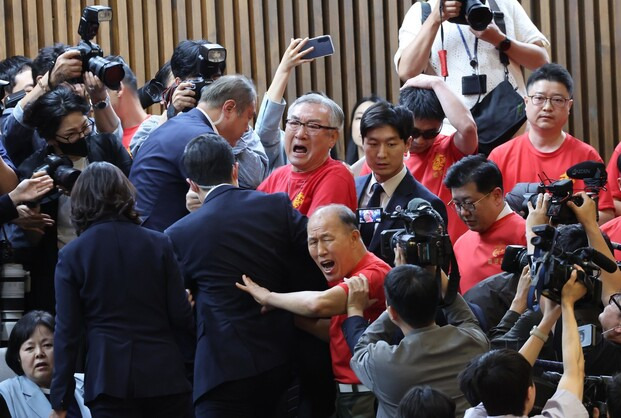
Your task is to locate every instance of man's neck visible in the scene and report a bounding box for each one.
[528,128,566,153]
[119,97,148,129]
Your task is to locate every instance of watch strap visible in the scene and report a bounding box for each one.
[530,325,549,343]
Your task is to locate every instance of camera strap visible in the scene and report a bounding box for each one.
[456,25,479,73]
[487,0,511,79]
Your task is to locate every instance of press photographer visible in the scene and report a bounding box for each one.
[487,192,621,379]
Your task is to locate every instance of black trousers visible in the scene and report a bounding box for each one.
[87,392,192,418]
[194,364,291,418]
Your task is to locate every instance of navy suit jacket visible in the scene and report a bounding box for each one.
[51,219,194,409]
[129,108,215,232]
[165,185,325,401]
[355,170,448,265]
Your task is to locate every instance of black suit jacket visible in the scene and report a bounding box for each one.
[165,185,325,401]
[355,170,448,265]
[51,219,194,409]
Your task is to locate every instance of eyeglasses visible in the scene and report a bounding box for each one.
[610,293,621,313]
[285,119,337,135]
[411,127,441,140]
[55,119,94,143]
[528,94,571,108]
[449,191,492,213]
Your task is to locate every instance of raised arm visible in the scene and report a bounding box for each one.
[402,74,477,155]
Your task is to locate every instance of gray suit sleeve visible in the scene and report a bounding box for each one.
[255,95,287,172]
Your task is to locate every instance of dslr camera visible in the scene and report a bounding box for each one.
[448,0,493,31]
[69,6,125,89]
[34,154,81,194]
[164,43,227,112]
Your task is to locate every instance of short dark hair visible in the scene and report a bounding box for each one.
[106,55,137,91]
[0,55,32,94]
[31,43,68,83]
[443,154,504,193]
[526,63,574,97]
[23,84,90,141]
[170,39,224,81]
[459,349,533,416]
[397,386,456,418]
[70,162,141,234]
[607,373,621,418]
[360,101,413,143]
[556,223,614,255]
[5,311,55,376]
[183,133,235,186]
[399,87,445,122]
[384,265,438,328]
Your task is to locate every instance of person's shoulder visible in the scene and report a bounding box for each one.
[489,133,528,157]
[540,389,589,417]
[601,215,621,234]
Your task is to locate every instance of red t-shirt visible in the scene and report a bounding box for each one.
[488,133,614,211]
[606,142,621,200]
[257,158,357,216]
[330,251,390,383]
[600,217,621,261]
[454,212,527,293]
[359,134,469,244]
[121,115,151,152]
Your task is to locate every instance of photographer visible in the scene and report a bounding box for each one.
[460,272,588,417]
[347,263,488,418]
[394,0,549,110]
[489,192,621,376]
[2,44,123,168]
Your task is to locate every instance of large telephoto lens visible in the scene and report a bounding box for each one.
[88,56,125,89]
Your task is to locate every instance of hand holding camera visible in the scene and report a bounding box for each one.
[470,20,505,46]
[431,0,462,24]
[48,49,83,89]
[171,81,198,114]
[567,192,598,228]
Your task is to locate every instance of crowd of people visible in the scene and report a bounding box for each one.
[0,0,620,417]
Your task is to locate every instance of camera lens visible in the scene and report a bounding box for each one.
[54,166,81,192]
[88,56,125,89]
[464,1,493,30]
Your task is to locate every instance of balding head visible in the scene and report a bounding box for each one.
[307,204,367,282]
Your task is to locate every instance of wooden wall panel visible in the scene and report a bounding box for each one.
[1,0,619,161]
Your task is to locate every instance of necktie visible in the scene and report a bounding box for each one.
[360,183,384,245]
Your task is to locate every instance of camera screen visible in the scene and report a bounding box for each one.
[357,208,383,224]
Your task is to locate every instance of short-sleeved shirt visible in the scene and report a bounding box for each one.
[488,132,614,212]
[464,389,588,417]
[258,157,357,216]
[329,251,390,383]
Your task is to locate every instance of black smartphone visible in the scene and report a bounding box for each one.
[357,207,384,224]
[4,89,27,109]
[301,35,335,59]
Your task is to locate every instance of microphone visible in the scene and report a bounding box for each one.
[581,248,618,273]
[567,161,607,181]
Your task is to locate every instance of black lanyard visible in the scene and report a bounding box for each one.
[456,25,479,73]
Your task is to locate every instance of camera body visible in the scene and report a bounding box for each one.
[34,154,81,193]
[70,6,124,90]
[530,224,602,306]
[379,201,451,267]
[501,244,530,274]
[523,179,584,225]
[178,43,227,112]
[448,0,493,30]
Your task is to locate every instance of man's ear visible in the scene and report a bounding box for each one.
[223,99,237,115]
[386,305,399,323]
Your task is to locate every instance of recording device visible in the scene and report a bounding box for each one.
[4,89,26,109]
[448,0,493,30]
[500,244,530,274]
[164,43,227,112]
[529,224,615,307]
[138,78,166,108]
[357,207,383,224]
[534,361,611,416]
[578,324,598,348]
[512,161,607,224]
[462,74,487,95]
[33,154,81,195]
[378,198,452,267]
[301,35,335,59]
[69,6,125,89]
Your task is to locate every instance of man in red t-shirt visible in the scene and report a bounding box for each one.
[444,155,527,293]
[358,75,477,244]
[606,146,621,216]
[237,204,391,418]
[488,63,614,224]
[257,93,357,216]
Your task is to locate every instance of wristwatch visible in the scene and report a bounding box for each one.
[91,95,110,110]
[530,325,549,343]
[497,37,512,52]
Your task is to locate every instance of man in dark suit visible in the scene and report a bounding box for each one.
[355,101,447,265]
[165,133,326,417]
[130,74,259,232]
